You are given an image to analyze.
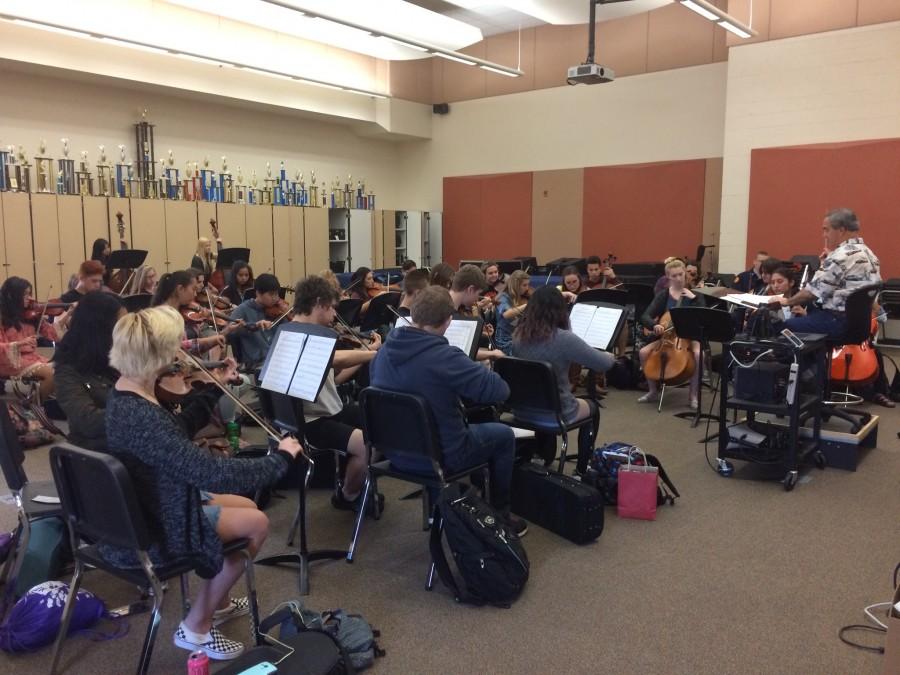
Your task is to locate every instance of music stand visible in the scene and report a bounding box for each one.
[360,292,401,332]
[106,249,147,270]
[337,298,364,327]
[669,306,735,428]
[121,293,152,313]
[217,247,251,269]
[577,288,628,305]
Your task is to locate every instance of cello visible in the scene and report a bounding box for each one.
[207,218,226,291]
[642,310,696,387]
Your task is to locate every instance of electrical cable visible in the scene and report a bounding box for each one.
[838,561,900,654]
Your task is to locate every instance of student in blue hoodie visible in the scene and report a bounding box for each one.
[370,285,526,536]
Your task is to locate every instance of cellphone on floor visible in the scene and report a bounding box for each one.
[237,662,278,675]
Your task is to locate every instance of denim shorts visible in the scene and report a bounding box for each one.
[200,490,221,529]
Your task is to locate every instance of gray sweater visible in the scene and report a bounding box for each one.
[103,390,291,578]
[511,328,615,422]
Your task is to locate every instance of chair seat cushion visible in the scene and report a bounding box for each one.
[499,413,592,434]
[370,459,488,487]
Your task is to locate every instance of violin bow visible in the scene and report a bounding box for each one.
[386,304,412,327]
[204,287,221,338]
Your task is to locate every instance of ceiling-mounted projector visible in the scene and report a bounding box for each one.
[567,63,615,85]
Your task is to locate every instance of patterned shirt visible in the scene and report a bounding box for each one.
[807,237,881,312]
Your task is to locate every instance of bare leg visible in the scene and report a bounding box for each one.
[21,362,55,399]
[183,506,269,635]
[639,343,659,395]
[342,429,367,498]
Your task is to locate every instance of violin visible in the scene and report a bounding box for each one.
[642,310,696,387]
[180,302,250,331]
[155,359,235,404]
[23,300,74,323]
[264,298,293,321]
[207,219,226,291]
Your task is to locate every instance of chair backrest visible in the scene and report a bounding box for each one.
[577,288,628,306]
[841,284,881,345]
[337,299,363,327]
[493,357,561,415]
[359,387,443,468]
[48,445,152,551]
[0,402,27,491]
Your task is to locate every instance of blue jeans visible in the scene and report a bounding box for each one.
[388,423,516,510]
[780,308,847,339]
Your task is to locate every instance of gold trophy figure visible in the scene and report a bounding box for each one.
[35,139,51,193]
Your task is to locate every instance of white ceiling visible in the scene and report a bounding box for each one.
[412,0,675,36]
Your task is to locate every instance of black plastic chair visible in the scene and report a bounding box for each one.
[349,388,490,588]
[47,446,259,675]
[360,292,401,333]
[337,299,364,327]
[824,284,881,432]
[254,390,346,595]
[0,402,62,610]
[493,357,596,473]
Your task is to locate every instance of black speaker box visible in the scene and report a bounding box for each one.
[433,102,450,115]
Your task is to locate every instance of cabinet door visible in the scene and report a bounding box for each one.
[0,192,35,285]
[303,208,329,274]
[164,201,199,274]
[216,202,247,248]
[82,196,110,260]
[57,195,86,286]
[406,211,422,267]
[129,200,166,273]
[246,204,274,274]
[272,206,291,283]
[289,206,306,284]
[30,194,61,299]
[348,209,372,270]
[381,210,396,268]
[427,212,442,266]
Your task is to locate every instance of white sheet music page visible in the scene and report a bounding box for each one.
[583,306,622,350]
[569,304,595,343]
[288,335,336,402]
[723,292,783,307]
[443,319,478,356]
[261,331,306,394]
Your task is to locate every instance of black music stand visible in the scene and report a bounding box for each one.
[106,249,148,270]
[121,293,152,313]
[217,247,251,269]
[577,288,628,305]
[669,306,735,428]
[360,292,400,332]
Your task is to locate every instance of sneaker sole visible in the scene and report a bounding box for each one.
[173,636,244,661]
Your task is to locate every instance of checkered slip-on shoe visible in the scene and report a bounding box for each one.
[173,624,244,660]
[212,596,250,626]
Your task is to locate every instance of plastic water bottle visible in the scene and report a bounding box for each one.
[226,421,240,453]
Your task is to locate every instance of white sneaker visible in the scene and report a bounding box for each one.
[637,392,660,403]
[173,624,244,660]
[212,596,250,626]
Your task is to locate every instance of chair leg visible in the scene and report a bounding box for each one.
[5,509,31,592]
[136,554,165,675]
[557,433,569,474]
[346,474,372,563]
[240,550,261,647]
[0,521,21,588]
[421,488,430,531]
[49,560,85,675]
[286,501,302,548]
[426,515,443,591]
[481,467,491,506]
[179,574,191,618]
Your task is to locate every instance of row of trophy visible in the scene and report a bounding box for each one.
[1,142,377,210]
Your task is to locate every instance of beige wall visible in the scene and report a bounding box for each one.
[718,20,900,271]
[0,69,404,208]
[395,62,728,211]
[531,169,584,263]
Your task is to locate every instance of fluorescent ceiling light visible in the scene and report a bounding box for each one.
[298,79,343,91]
[101,37,169,55]
[12,18,90,38]
[480,64,518,78]
[718,20,752,39]
[433,52,476,66]
[679,0,719,21]
[381,36,429,53]
[344,89,388,99]
[239,66,296,81]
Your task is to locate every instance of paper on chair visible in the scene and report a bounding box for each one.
[31,495,61,504]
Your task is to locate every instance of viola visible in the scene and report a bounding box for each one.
[831,317,880,386]
[643,310,696,386]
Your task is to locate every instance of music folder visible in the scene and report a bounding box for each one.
[569,302,625,351]
[259,323,337,403]
[446,315,483,360]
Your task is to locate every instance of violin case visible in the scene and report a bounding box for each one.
[510,463,604,544]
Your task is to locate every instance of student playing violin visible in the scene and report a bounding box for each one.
[320,269,350,300]
[560,265,587,295]
[348,266,386,315]
[449,265,504,361]
[395,269,429,320]
[220,261,254,307]
[637,259,704,409]
[228,274,281,368]
[495,269,531,355]
[481,261,506,301]
[152,270,230,357]
[191,221,223,278]
[0,276,73,398]
[428,263,455,290]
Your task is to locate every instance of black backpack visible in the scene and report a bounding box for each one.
[429,483,529,607]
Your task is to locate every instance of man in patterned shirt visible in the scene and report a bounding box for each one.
[769,208,880,338]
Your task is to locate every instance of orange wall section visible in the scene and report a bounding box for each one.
[443,172,533,267]
[582,160,707,264]
[747,138,900,278]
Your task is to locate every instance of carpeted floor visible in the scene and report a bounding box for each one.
[1,383,898,674]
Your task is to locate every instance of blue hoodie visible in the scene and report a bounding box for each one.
[370,326,510,461]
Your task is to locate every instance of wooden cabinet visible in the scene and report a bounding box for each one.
[245,204,274,275]
[163,201,199,273]
[348,209,373,271]
[304,208,329,274]
[273,206,306,287]
[0,191,35,285]
[82,196,110,259]
[377,210,396,268]
[58,196,86,278]
[30,194,87,298]
[129,199,166,274]
[215,202,246,248]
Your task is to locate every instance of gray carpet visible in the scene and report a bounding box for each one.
[1,385,897,674]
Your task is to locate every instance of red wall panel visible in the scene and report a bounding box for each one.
[582,160,706,263]
[747,139,900,278]
[442,172,533,267]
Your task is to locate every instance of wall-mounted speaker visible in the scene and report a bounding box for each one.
[433,103,450,115]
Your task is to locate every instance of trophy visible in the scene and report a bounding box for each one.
[164,150,179,199]
[135,109,155,198]
[344,174,353,211]
[33,139,53,193]
[200,156,216,201]
[368,182,376,210]
[309,170,318,208]
[76,150,92,196]
[0,143,10,191]
[192,161,201,202]
[57,139,76,194]
[262,162,276,205]
[10,146,31,193]
[330,176,338,209]
[219,156,232,203]
[235,166,245,204]
[126,163,141,199]
[93,145,114,197]
[115,144,130,197]
[158,158,168,199]
[295,171,305,206]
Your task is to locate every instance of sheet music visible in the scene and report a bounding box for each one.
[570,303,622,350]
[260,331,306,393]
[288,335,336,402]
[722,292,783,307]
[443,319,478,356]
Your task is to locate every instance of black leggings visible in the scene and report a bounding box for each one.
[532,400,600,473]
